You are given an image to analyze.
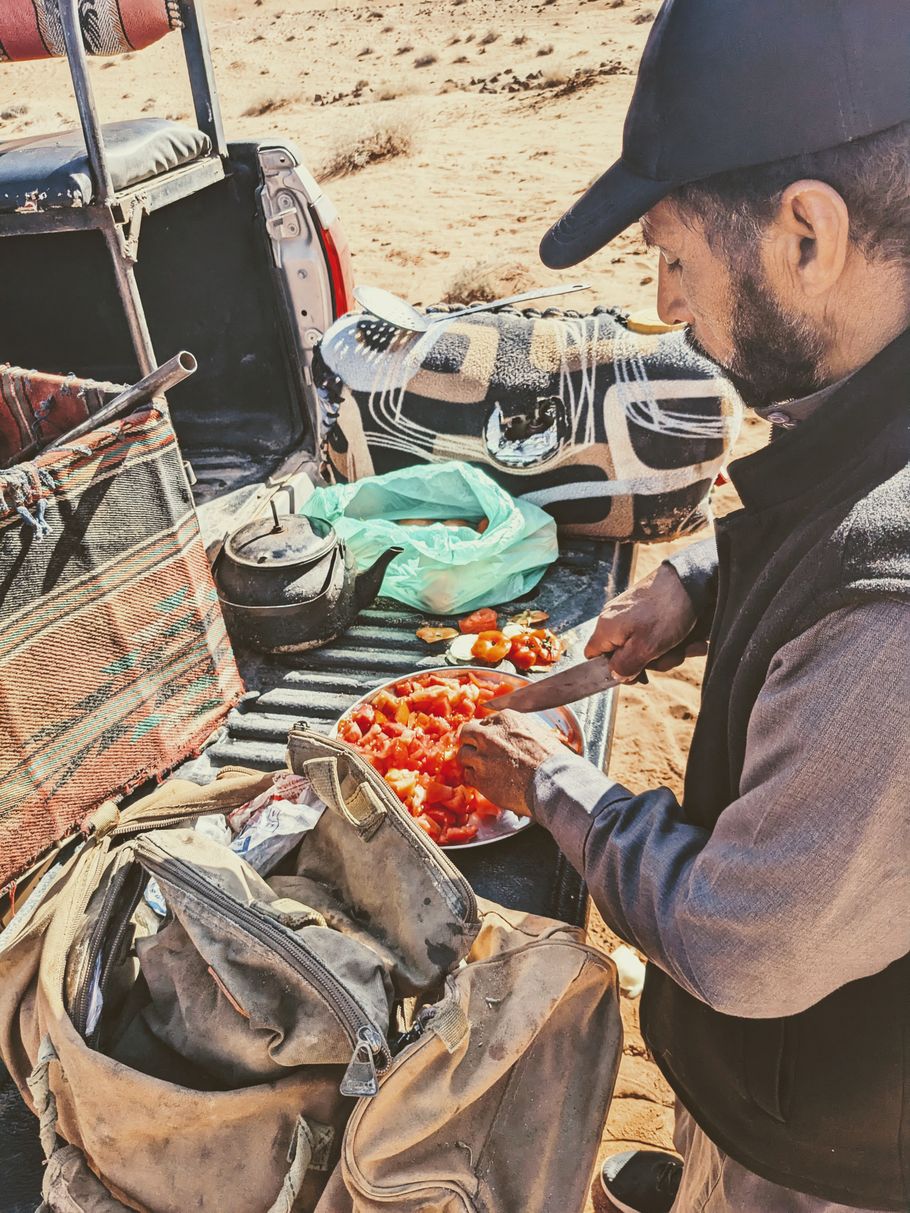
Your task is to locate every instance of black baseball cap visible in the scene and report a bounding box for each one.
[540,0,910,269]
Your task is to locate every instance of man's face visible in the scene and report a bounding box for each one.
[641,199,828,408]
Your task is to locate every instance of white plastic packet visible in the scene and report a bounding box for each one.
[227,772,325,874]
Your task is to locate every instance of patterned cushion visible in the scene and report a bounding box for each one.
[0,0,180,62]
[0,118,211,211]
[315,306,743,543]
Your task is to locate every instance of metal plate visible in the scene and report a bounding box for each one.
[331,666,584,851]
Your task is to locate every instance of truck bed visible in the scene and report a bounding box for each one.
[0,458,633,1211]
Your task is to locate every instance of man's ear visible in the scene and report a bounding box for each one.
[772,180,851,297]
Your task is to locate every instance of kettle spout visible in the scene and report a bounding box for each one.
[353,547,403,610]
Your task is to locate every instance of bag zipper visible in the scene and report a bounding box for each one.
[70,856,141,1038]
[135,839,392,1094]
[289,729,479,924]
[87,864,148,1049]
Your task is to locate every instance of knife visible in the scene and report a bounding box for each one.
[486,655,648,713]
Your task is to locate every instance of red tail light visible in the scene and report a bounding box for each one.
[319,218,355,320]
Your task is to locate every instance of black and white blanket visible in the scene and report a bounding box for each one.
[314,305,742,542]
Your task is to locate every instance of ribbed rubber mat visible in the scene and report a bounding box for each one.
[194,539,634,780]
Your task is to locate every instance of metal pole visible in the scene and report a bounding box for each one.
[181,0,228,159]
[43,352,197,454]
[100,217,157,376]
[57,0,115,205]
[57,0,158,374]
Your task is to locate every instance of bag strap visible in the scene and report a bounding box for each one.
[26,1035,61,1161]
[264,1115,336,1213]
[303,756,386,837]
[288,730,386,838]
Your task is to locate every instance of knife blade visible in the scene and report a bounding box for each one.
[486,655,647,713]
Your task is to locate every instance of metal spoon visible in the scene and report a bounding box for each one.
[353,283,590,333]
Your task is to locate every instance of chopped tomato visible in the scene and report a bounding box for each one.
[472,792,501,819]
[458,607,498,634]
[340,720,363,744]
[337,670,519,845]
[471,630,512,664]
[441,825,477,845]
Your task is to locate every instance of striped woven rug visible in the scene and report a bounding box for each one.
[0,401,244,890]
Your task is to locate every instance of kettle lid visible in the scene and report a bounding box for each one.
[225,507,338,570]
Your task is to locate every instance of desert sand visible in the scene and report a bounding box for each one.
[2,3,768,1206]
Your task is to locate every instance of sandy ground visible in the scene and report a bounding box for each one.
[2,3,769,1207]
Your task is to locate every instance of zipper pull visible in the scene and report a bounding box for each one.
[340,1026,384,1098]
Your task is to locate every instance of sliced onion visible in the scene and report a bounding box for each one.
[446,633,479,663]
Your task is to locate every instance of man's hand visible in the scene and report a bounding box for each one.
[458,711,566,818]
[584,561,705,678]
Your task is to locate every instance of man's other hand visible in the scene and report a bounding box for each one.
[584,561,705,678]
[458,711,566,818]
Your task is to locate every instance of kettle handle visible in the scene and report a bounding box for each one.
[268,482,298,530]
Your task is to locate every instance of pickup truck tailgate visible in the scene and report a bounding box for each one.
[178,537,634,926]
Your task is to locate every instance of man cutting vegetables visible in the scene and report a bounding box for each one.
[458,2,910,1211]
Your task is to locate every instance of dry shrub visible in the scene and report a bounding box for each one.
[242,95,289,117]
[531,61,625,104]
[478,29,500,45]
[414,52,438,67]
[452,54,471,63]
[536,43,554,56]
[0,103,28,119]
[381,24,394,33]
[512,33,528,45]
[541,65,572,88]
[632,7,656,20]
[441,260,535,306]
[320,114,415,179]
[396,42,414,54]
[375,80,419,100]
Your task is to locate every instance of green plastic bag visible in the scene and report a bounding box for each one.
[299,462,558,615]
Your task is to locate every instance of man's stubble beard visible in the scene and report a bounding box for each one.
[686,258,829,410]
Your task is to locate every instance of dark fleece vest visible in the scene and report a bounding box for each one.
[641,328,910,1210]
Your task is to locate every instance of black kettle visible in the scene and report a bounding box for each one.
[214,486,402,654]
